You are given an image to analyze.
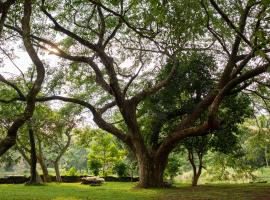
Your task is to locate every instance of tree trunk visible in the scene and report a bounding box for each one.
[36,138,51,182]
[188,149,203,187]
[130,167,133,182]
[265,146,269,167]
[16,145,42,182]
[137,153,168,188]
[38,154,51,182]
[28,126,38,184]
[52,124,73,182]
[54,161,62,182]
[192,166,202,186]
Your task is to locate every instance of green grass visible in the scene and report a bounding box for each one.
[0,182,269,200]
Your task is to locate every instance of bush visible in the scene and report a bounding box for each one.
[113,162,127,178]
[88,159,102,176]
[66,167,78,176]
[165,156,180,181]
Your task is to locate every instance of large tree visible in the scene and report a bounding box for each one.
[0,0,45,156]
[139,53,252,186]
[0,0,270,187]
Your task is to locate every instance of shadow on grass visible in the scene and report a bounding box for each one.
[156,183,270,200]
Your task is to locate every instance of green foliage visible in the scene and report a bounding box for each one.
[80,129,127,176]
[205,151,256,181]
[113,162,128,178]
[165,153,181,180]
[139,53,252,184]
[88,159,102,176]
[0,149,20,171]
[238,117,270,169]
[66,167,78,176]
[62,146,88,172]
[140,53,216,145]
[209,93,252,154]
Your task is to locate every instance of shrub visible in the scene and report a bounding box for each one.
[66,167,78,176]
[113,162,127,178]
[88,159,102,176]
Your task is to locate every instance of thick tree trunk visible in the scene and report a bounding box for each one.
[28,126,38,184]
[54,161,62,182]
[137,153,168,188]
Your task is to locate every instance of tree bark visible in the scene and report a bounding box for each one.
[192,165,202,187]
[54,161,62,182]
[52,125,73,182]
[137,153,168,188]
[192,171,200,186]
[38,154,51,182]
[16,145,42,182]
[0,0,16,35]
[188,149,203,187]
[37,138,51,182]
[28,125,38,184]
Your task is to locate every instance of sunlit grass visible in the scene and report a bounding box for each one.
[0,182,159,200]
[0,182,269,200]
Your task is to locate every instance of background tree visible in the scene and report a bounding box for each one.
[15,103,78,182]
[86,129,126,177]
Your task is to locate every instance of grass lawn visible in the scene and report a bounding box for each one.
[0,182,269,200]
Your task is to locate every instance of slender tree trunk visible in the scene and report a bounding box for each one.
[102,164,105,177]
[38,154,51,182]
[130,167,133,182]
[219,158,226,180]
[170,175,173,182]
[28,126,38,184]
[54,161,62,182]
[192,165,202,186]
[189,151,198,186]
[188,149,203,187]
[36,138,51,182]
[53,125,73,182]
[265,146,269,167]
